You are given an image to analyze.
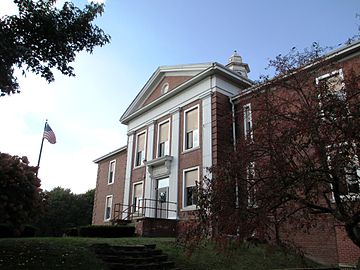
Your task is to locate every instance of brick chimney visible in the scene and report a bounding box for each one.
[226,50,250,78]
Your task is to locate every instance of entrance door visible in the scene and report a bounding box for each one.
[156,178,169,219]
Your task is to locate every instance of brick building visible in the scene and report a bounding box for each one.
[92,40,360,266]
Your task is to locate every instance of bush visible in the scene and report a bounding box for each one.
[78,225,135,238]
[64,227,79,237]
[0,224,14,238]
[20,225,38,237]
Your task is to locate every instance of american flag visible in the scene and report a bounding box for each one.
[43,122,56,144]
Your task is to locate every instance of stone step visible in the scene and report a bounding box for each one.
[91,244,178,270]
[99,254,168,264]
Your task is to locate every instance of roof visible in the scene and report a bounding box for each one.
[93,145,127,163]
[120,62,254,124]
[231,39,360,101]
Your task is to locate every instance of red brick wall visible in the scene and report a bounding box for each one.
[92,149,127,225]
[335,225,360,266]
[143,76,192,106]
[211,92,233,166]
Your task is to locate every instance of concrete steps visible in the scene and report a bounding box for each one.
[91,243,178,270]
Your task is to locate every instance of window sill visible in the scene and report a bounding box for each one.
[133,164,145,170]
[107,182,114,186]
[181,205,197,211]
[182,146,200,154]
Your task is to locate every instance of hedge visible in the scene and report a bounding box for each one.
[77,225,135,238]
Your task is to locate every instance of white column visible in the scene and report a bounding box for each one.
[168,107,180,219]
[201,92,212,179]
[144,121,155,217]
[122,131,134,219]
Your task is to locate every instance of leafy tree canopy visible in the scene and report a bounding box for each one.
[0,0,110,95]
[0,152,43,232]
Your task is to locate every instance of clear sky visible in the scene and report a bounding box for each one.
[0,0,358,193]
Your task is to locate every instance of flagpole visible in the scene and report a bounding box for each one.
[36,121,47,176]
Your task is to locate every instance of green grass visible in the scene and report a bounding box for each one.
[0,237,317,270]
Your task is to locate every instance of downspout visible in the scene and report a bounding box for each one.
[230,98,239,209]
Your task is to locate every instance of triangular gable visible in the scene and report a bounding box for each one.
[120,63,212,123]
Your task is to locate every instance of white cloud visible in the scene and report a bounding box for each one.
[0,0,18,17]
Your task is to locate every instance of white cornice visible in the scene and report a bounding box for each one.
[120,63,255,124]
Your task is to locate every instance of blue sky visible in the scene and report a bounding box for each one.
[0,0,358,193]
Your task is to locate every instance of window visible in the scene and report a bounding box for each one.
[133,183,143,213]
[184,106,199,150]
[135,132,146,167]
[327,144,360,198]
[108,160,116,184]
[158,120,170,157]
[243,103,253,140]
[104,195,113,221]
[316,69,347,119]
[184,167,198,207]
[161,83,169,94]
[247,162,257,207]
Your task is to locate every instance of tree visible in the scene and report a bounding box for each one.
[0,152,43,233]
[0,0,110,95]
[195,42,360,249]
[36,187,94,236]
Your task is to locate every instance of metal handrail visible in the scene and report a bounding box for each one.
[112,198,177,222]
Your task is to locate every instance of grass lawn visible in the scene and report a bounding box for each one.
[0,237,317,270]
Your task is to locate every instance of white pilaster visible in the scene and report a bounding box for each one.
[144,121,155,217]
[168,107,180,219]
[201,92,212,179]
[122,132,134,219]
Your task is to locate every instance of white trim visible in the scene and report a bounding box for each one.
[134,130,147,168]
[104,195,113,221]
[107,159,116,185]
[183,104,200,152]
[156,118,171,158]
[201,93,212,179]
[161,82,170,94]
[168,109,180,219]
[122,133,134,218]
[243,103,253,140]
[182,166,200,209]
[315,68,344,84]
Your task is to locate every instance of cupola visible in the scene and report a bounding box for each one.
[226,50,250,78]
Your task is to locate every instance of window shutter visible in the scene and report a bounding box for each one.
[138,133,145,151]
[185,169,198,187]
[159,122,169,143]
[134,183,143,198]
[186,108,198,132]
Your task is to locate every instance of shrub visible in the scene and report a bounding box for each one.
[65,227,79,237]
[20,225,38,237]
[78,225,135,238]
[0,224,14,238]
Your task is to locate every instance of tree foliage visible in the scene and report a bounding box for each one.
[0,152,43,233]
[194,42,360,249]
[36,187,94,236]
[0,0,110,95]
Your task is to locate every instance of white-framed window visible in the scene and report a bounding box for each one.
[104,195,113,221]
[135,131,147,167]
[157,119,170,158]
[327,143,360,199]
[184,106,199,151]
[316,69,347,119]
[243,103,253,140]
[246,162,257,207]
[183,167,199,208]
[132,182,143,213]
[108,160,116,184]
